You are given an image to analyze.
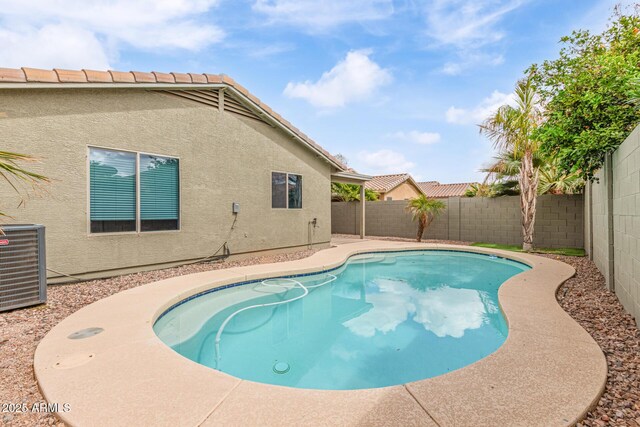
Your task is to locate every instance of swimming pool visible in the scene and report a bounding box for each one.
[154,250,530,390]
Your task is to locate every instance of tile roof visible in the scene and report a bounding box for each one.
[365,173,420,193]
[0,67,347,171]
[417,181,476,198]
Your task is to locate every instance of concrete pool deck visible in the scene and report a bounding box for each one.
[34,240,606,426]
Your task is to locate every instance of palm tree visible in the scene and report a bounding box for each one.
[406,195,446,242]
[0,150,50,220]
[479,149,583,197]
[481,150,524,184]
[479,77,543,251]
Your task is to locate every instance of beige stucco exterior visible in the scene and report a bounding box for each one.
[0,88,334,280]
[380,181,422,200]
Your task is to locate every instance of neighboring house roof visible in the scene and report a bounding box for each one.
[365,173,425,195]
[0,67,349,173]
[418,181,476,198]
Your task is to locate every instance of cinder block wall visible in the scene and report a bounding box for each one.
[331,202,358,235]
[331,194,584,248]
[358,200,450,240]
[585,125,640,326]
[536,195,584,248]
[588,167,614,289]
[458,196,521,244]
[611,126,640,323]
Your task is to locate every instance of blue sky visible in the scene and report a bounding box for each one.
[0,0,628,183]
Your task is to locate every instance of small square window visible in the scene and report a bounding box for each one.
[272,172,302,209]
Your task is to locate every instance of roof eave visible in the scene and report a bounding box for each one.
[331,171,372,184]
[0,82,226,90]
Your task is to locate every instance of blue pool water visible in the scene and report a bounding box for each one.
[154,250,529,390]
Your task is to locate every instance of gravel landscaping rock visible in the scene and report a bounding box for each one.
[1,238,639,426]
[553,254,640,427]
[0,250,315,426]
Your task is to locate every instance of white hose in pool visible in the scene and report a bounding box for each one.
[214,274,337,365]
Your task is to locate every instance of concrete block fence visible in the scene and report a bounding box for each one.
[585,124,640,326]
[332,194,584,249]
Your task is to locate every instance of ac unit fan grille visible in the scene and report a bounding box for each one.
[0,225,46,311]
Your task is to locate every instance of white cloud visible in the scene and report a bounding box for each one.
[357,149,415,174]
[0,0,224,69]
[0,24,110,69]
[419,0,525,74]
[284,50,392,108]
[253,0,394,32]
[387,131,441,145]
[446,90,516,125]
[344,278,489,339]
[423,0,526,48]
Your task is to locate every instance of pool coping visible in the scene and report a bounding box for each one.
[34,241,607,426]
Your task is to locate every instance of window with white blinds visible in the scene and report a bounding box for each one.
[140,154,179,231]
[89,147,180,233]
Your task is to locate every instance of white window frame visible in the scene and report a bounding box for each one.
[87,145,182,236]
[271,170,303,210]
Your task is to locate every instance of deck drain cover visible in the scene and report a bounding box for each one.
[68,327,104,340]
[53,353,95,369]
[273,362,290,374]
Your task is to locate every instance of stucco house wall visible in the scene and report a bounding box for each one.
[0,88,333,281]
[382,182,422,200]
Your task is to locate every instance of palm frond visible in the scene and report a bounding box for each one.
[0,151,50,224]
[479,76,544,156]
[0,151,50,187]
[481,151,522,184]
[405,195,446,219]
[481,149,547,186]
